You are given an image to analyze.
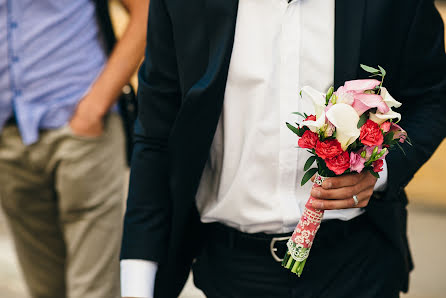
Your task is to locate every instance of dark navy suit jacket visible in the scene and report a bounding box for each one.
[121,1,446,297]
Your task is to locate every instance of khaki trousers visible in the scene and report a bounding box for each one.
[0,114,126,298]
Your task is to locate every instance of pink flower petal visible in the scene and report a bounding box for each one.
[344,79,381,93]
[352,94,390,115]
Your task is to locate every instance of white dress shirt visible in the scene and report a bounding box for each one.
[121,0,388,296]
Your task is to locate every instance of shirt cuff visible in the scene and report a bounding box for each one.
[120,259,158,298]
[374,159,388,192]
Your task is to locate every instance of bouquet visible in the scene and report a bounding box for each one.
[282,65,410,276]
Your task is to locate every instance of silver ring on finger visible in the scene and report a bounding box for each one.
[352,195,359,206]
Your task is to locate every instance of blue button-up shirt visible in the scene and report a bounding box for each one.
[0,0,107,145]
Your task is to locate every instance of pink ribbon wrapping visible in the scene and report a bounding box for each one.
[290,184,324,250]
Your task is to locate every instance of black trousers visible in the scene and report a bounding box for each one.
[192,213,403,298]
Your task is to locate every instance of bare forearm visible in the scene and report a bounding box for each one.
[87,0,149,117]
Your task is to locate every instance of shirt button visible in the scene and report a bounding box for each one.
[10,22,18,29]
[14,90,22,97]
[12,56,19,63]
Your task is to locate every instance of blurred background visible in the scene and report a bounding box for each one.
[1,1,445,297]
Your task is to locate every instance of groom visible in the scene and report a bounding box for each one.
[121,0,446,297]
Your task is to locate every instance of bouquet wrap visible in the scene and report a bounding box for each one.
[282,179,325,276]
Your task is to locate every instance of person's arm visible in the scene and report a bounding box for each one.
[310,0,446,210]
[69,0,149,137]
[121,0,182,297]
[383,0,446,200]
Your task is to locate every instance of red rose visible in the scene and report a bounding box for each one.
[360,120,384,146]
[315,139,343,159]
[326,151,350,175]
[305,115,317,121]
[373,159,384,173]
[298,130,319,149]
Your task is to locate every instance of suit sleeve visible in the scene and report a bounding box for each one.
[120,0,181,262]
[385,0,446,201]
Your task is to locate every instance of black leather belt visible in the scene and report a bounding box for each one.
[206,223,292,263]
[206,213,368,263]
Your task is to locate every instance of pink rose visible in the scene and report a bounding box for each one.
[350,152,366,173]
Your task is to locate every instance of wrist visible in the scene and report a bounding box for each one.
[80,92,109,119]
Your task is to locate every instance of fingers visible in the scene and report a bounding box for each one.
[311,183,361,200]
[321,173,365,190]
[310,174,316,183]
[311,187,374,210]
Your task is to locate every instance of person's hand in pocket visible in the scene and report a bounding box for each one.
[69,94,104,137]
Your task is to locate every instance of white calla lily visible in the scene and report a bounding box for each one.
[326,103,360,150]
[300,86,326,118]
[302,111,326,133]
[370,109,401,125]
[381,87,402,108]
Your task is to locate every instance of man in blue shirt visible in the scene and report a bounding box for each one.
[0,1,149,297]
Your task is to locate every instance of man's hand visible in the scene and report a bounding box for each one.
[69,95,105,138]
[310,172,377,210]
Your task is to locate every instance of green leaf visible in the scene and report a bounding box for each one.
[396,142,407,156]
[378,65,387,77]
[360,64,380,74]
[368,169,380,179]
[383,131,395,145]
[325,86,334,105]
[405,135,413,146]
[304,156,317,171]
[301,168,318,186]
[292,112,306,118]
[357,113,368,128]
[286,122,300,135]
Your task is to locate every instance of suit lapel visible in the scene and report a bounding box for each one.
[169,0,239,198]
[334,0,366,88]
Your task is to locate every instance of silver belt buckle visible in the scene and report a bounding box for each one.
[270,236,290,262]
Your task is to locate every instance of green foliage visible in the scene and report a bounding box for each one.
[286,122,300,135]
[304,156,317,171]
[378,65,387,77]
[325,86,334,105]
[360,64,380,74]
[301,168,318,186]
[396,142,407,156]
[383,131,395,145]
[368,168,380,179]
[292,112,306,118]
[360,64,387,91]
[357,113,368,128]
